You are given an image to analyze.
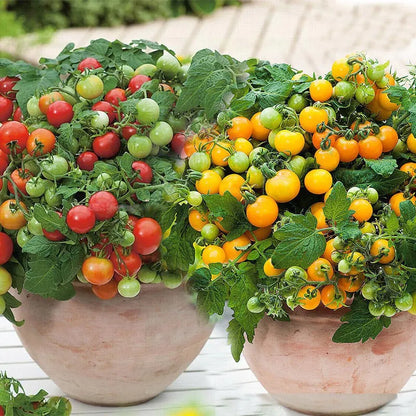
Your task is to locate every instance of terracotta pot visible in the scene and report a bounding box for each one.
[12,282,213,406]
[243,307,416,416]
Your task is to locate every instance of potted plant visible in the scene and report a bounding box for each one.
[180,51,416,415]
[0,39,213,406]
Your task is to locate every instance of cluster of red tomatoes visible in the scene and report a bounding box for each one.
[183,55,416,316]
[0,53,188,305]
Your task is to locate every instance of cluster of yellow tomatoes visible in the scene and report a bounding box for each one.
[184,54,416,314]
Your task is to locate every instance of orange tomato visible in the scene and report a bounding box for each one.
[304,169,333,195]
[219,174,245,201]
[358,135,383,159]
[389,192,416,216]
[309,79,333,102]
[222,235,251,263]
[211,141,233,166]
[0,199,27,230]
[245,226,272,241]
[307,258,334,282]
[315,147,340,172]
[263,258,284,277]
[370,239,395,264]
[92,279,118,299]
[323,238,336,264]
[246,195,278,228]
[26,128,56,156]
[377,89,399,111]
[265,169,300,203]
[334,137,359,163]
[299,106,329,133]
[202,245,226,265]
[250,112,270,141]
[312,128,338,150]
[188,209,209,231]
[196,170,222,194]
[321,285,346,310]
[376,125,398,152]
[310,202,328,229]
[297,285,321,310]
[227,116,253,140]
[349,198,373,222]
[337,274,364,293]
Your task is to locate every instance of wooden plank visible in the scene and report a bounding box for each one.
[187,6,240,54]
[156,15,200,56]
[221,3,274,60]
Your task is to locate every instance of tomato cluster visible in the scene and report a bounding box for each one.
[184,53,416,319]
[0,45,190,310]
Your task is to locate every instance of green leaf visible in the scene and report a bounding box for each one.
[385,211,400,233]
[163,232,195,271]
[230,91,256,112]
[151,90,176,120]
[272,213,326,269]
[332,297,391,343]
[3,257,25,292]
[196,280,228,316]
[24,259,61,296]
[400,200,416,222]
[227,318,246,362]
[228,265,262,339]
[177,49,245,119]
[256,81,293,108]
[334,168,408,196]
[323,182,351,223]
[2,292,23,327]
[33,204,66,233]
[116,152,135,176]
[188,0,217,15]
[22,236,61,257]
[203,192,253,240]
[188,267,211,291]
[365,158,398,177]
[336,222,362,241]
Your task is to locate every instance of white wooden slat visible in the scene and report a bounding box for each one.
[0,346,31,363]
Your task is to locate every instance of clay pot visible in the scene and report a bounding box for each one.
[243,307,416,416]
[13,282,213,406]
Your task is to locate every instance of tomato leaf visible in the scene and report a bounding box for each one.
[22,236,61,257]
[385,210,400,233]
[151,90,176,120]
[203,191,253,240]
[272,213,326,269]
[228,263,262,339]
[227,318,246,362]
[33,204,67,233]
[2,292,23,327]
[177,49,247,119]
[364,158,398,177]
[334,168,407,196]
[323,181,351,223]
[332,297,391,343]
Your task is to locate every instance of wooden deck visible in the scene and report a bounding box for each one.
[2,313,416,415]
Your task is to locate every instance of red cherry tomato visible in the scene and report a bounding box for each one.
[13,107,23,122]
[126,215,139,231]
[128,75,151,93]
[132,217,162,255]
[0,150,8,175]
[78,57,102,72]
[93,132,121,159]
[0,96,13,122]
[91,101,117,124]
[0,232,13,264]
[0,121,29,154]
[0,76,19,99]
[82,257,114,286]
[88,191,118,221]
[121,125,137,140]
[8,168,31,195]
[77,151,98,171]
[66,205,96,234]
[171,132,186,158]
[132,161,152,184]
[110,246,142,277]
[104,88,127,106]
[46,101,74,127]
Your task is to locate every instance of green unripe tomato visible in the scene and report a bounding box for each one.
[26,177,47,197]
[249,147,268,164]
[156,53,181,78]
[395,293,413,311]
[41,155,69,180]
[366,187,379,204]
[287,155,306,178]
[149,121,173,146]
[334,81,356,101]
[167,113,187,133]
[355,84,375,105]
[136,98,160,124]
[90,111,109,129]
[367,65,385,82]
[23,159,40,175]
[44,187,62,208]
[284,266,307,282]
[113,180,128,196]
[330,251,343,263]
[361,281,380,300]
[337,259,351,274]
[27,96,43,117]
[360,221,376,234]
[333,236,346,250]
[27,217,43,236]
[134,64,157,77]
[287,94,307,112]
[228,151,250,173]
[368,301,385,317]
[137,267,158,283]
[77,271,89,284]
[119,231,135,247]
[260,107,283,130]
[120,65,134,79]
[60,86,78,105]
[161,272,182,289]
[246,165,264,188]
[189,151,211,172]
[17,226,32,248]
[383,304,396,317]
[0,266,12,294]
[247,296,265,314]
[96,173,113,189]
[201,223,220,241]
[118,277,141,298]
[76,75,104,100]
[187,191,203,206]
[128,135,153,159]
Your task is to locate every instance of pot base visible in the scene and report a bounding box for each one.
[274,393,396,416]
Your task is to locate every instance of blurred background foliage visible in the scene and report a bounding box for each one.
[0,0,241,36]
